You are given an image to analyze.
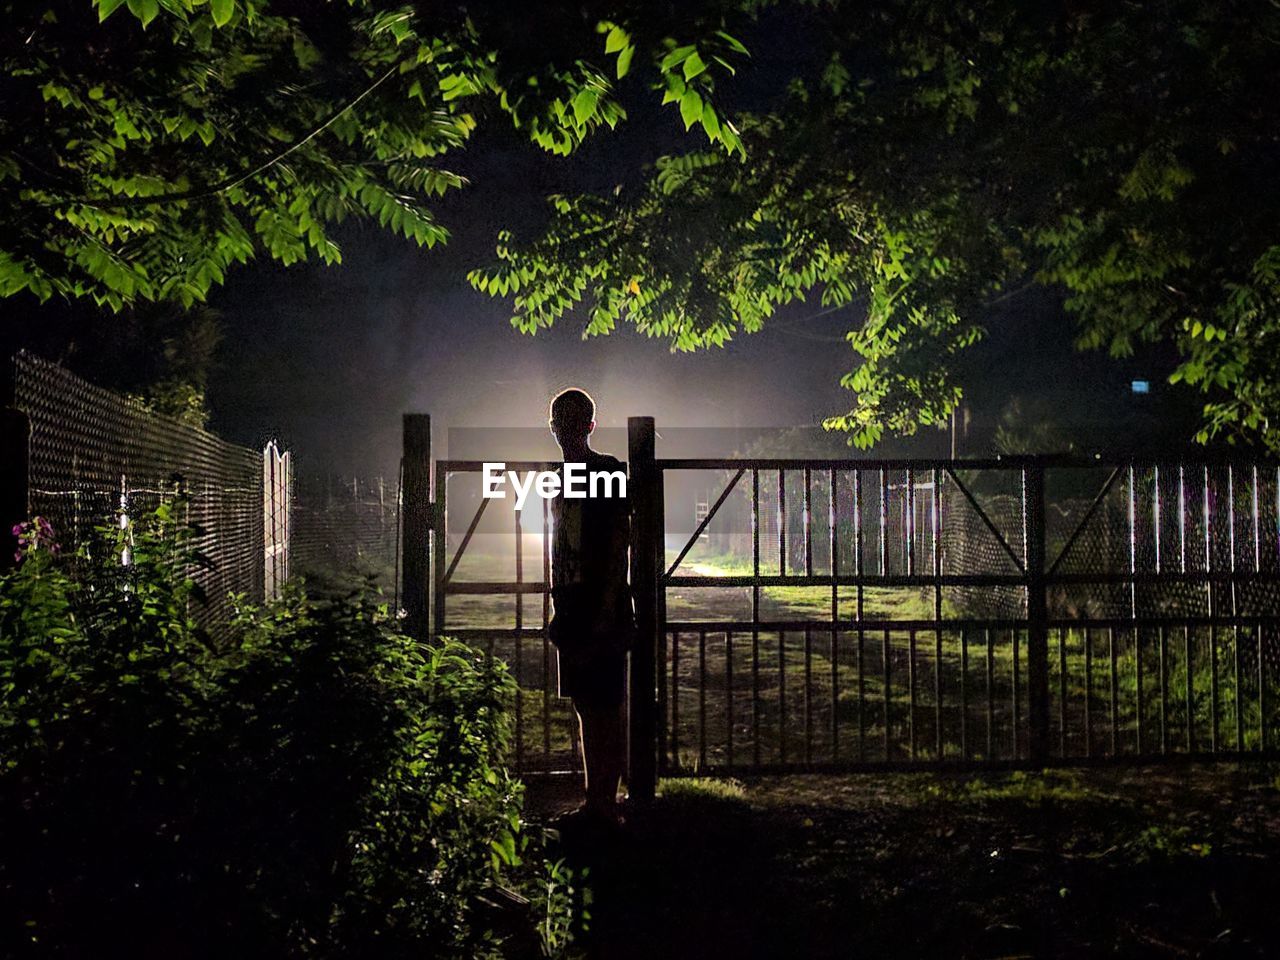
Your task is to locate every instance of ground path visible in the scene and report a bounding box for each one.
[526,764,1280,959]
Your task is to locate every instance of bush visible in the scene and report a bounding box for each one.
[0,504,573,958]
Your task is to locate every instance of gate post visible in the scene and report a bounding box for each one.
[628,416,659,803]
[402,414,432,642]
[1024,460,1051,763]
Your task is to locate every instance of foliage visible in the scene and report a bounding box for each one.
[472,0,1280,452]
[0,502,574,958]
[657,776,748,804]
[0,0,748,311]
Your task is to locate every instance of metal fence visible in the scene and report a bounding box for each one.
[3,351,286,635]
[401,416,1280,788]
[656,458,1280,775]
[290,473,400,590]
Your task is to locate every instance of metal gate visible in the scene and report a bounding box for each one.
[400,415,1280,797]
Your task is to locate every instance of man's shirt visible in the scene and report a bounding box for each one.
[550,451,629,625]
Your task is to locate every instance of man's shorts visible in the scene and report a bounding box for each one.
[555,639,626,710]
[549,602,627,708]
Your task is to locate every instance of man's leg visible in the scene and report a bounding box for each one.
[576,699,626,816]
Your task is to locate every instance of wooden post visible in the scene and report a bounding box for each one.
[628,416,659,803]
[1023,461,1051,763]
[402,414,432,642]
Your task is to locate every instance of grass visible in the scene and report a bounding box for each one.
[529,763,1280,958]
[440,548,1280,773]
[656,776,748,804]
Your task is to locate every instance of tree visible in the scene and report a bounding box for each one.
[471,0,1280,452]
[0,0,748,311]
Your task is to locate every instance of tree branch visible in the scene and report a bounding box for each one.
[63,61,404,210]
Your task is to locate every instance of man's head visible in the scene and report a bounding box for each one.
[548,387,595,449]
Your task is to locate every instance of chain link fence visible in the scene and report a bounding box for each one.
[290,473,400,594]
[5,351,278,637]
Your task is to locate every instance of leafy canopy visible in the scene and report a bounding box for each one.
[471,0,1280,451]
[0,0,748,310]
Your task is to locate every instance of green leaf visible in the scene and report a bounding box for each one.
[715,30,750,55]
[700,102,720,141]
[97,0,128,21]
[616,45,635,79]
[679,89,703,130]
[660,45,697,73]
[604,24,629,54]
[572,88,599,126]
[126,0,160,27]
[210,0,234,28]
[683,52,707,81]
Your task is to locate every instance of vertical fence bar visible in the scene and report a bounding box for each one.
[932,467,943,759]
[726,631,734,770]
[1159,625,1169,755]
[778,630,788,765]
[906,463,917,760]
[1084,627,1093,757]
[879,468,888,577]
[908,627,918,761]
[1058,627,1068,756]
[985,628,995,759]
[881,467,890,759]
[829,468,839,763]
[542,494,552,769]
[804,626,813,765]
[1180,465,1192,753]
[906,467,915,576]
[804,467,813,577]
[1013,630,1022,759]
[778,470,787,576]
[401,414,431,641]
[960,627,970,760]
[883,625,892,760]
[1024,462,1051,762]
[1129,465,1143,753]
[1109,626,1119,755]
[514,504,524,633]
[670,634,681,771]
[1155,466,1168,754]
[1259,620,1267,752]
[433,481,448,647]
[1230,465,1243,752]
[698,629,707,770]
[752,469,761,768]
[1253,466,1261,573]
[627,417,659,801]
[1206,466,1219,752]
[855,469,866,762]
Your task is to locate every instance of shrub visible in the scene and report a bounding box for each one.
[0,504,572,958]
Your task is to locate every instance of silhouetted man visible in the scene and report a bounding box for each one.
[547,388,633,826]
